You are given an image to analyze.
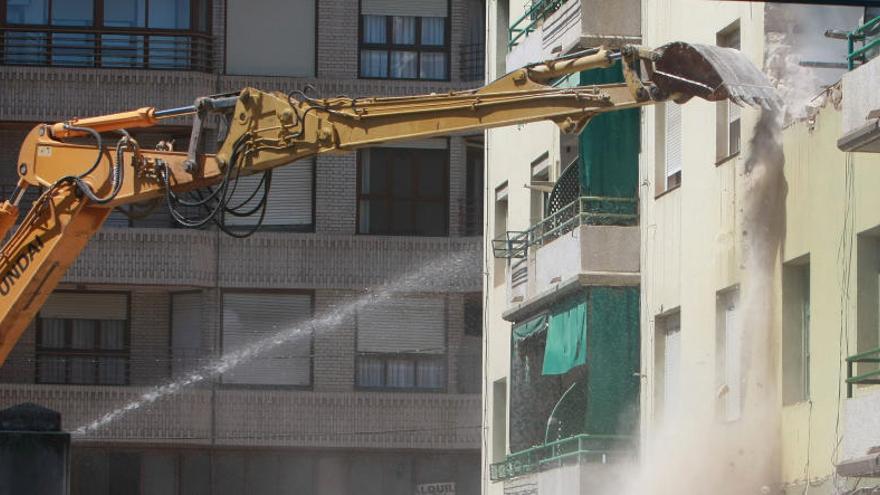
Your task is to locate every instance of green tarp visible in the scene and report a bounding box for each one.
[542,298,587,375]
[578,63,640,200]
[512,314,548,344]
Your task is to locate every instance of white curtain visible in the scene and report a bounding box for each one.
[419,52,446,80]
[98,357,127,384]
[100,320,126,350]
[357,356,384,387]
[363,15,386,43]
[392,16,415,44]
[360,50,388,78]
[69,357,93,384]
[71,320,96,349]
[40,319,66,348]
[417,359,444,388]
[39,356,65,383]
[386,358,415,388]
[391,51,417,78]
[421,17,444,45]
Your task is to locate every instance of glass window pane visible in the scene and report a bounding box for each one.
[7,0,48,24]
[148,0,190,28]
[391,159,414,198]
[360,49,387,78]
[38,356,66,383]
[392,16,415,45]
[100,321,126,350]
[390,200,415,234]
[386,358,414,388]
[421,17,445,46]
[40,319,66,348]
[390,51,417,78]
[418,160,444,197]
[415,203,446,236]
[69,357,96,384]
[51,0,93,26]
[417,358,445,388]
[98,357,127,385]
[357,355,384,387]
[4,31,48,64]
[71,320,97,349]
[104,0,146,27]
[51,33,95,67]
[364,155,388,194]
[419,52,446,80]
[365,199,390,234]
[362,15,386,43]
[101,34,144,67]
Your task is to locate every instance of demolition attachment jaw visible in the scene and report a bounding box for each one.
[648,41,782,110]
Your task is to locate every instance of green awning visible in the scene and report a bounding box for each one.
[512,314,548,344]
[542,298,587,375]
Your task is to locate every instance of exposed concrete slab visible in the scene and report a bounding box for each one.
[843,388,880,461]
[843,56,880,137]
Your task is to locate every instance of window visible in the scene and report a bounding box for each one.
[1,0,211,71]
[464,137,484,236]
[357,145,449,236]
[655,311,681,422]
[529,152,551,225]
[655,102,682,195]
[716,22,741,162]
[356,296,447,390]
[464,293,483,337]
[36,292,129,385]
[224,159,314,231]
[856,232,880,379]
[716,288,741,421]
[221,292,313,387]
[171,291,202,378]
[783,260,810,405]
[493,182,508,287]
[359,1,449,80]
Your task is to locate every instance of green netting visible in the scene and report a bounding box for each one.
[508,287,641,452]
[542,298,586,375]
[578,62,640,200]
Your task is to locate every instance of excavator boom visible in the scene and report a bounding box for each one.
[0,43,778,365]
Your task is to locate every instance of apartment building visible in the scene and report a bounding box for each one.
[483,0,641,494]
[484,1,880,494]
[0,1,485,494]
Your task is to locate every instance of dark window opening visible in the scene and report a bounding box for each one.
[357,147,449,236]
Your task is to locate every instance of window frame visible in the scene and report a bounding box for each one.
[218,289,315,390]
[0,0,212,70]
[35,290,131,386]
[357,12,451,81]
[355,351,447,392]
[355,145,450,236]
[715,20,742,165]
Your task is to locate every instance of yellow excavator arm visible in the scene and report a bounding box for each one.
[0,43,778,365]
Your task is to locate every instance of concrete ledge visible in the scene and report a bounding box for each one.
[502,272,639,322]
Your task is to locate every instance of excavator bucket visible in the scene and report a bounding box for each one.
[651,41,781,109]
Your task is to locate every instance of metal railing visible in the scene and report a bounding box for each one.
[491,195,638,259]
[508,0,567,48]
[489,433,633,481]
[847,16,880,70]
[459,41,486,82]
[1,26,213,72]
[846,347,880,398]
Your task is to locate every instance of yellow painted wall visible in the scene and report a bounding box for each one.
[780,100,880,488]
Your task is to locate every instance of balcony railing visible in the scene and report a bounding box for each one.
[459,41,485,82]
[489,434,633,481]
[492,195,638,259]
[846,347,880,397]
[847,16,880,70]
[0,26,213,72]
[508,0,566,48]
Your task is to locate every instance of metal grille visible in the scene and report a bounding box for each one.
[546,159,580,218]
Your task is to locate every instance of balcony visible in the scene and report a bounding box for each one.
[0,383,480,450]
[492,195,639,310]
[0,26,214,72]
[840,17,880,151]
[489,434,633,482]
[841,348,880,476]
[66,229,482,291]
[506,0,641,70]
